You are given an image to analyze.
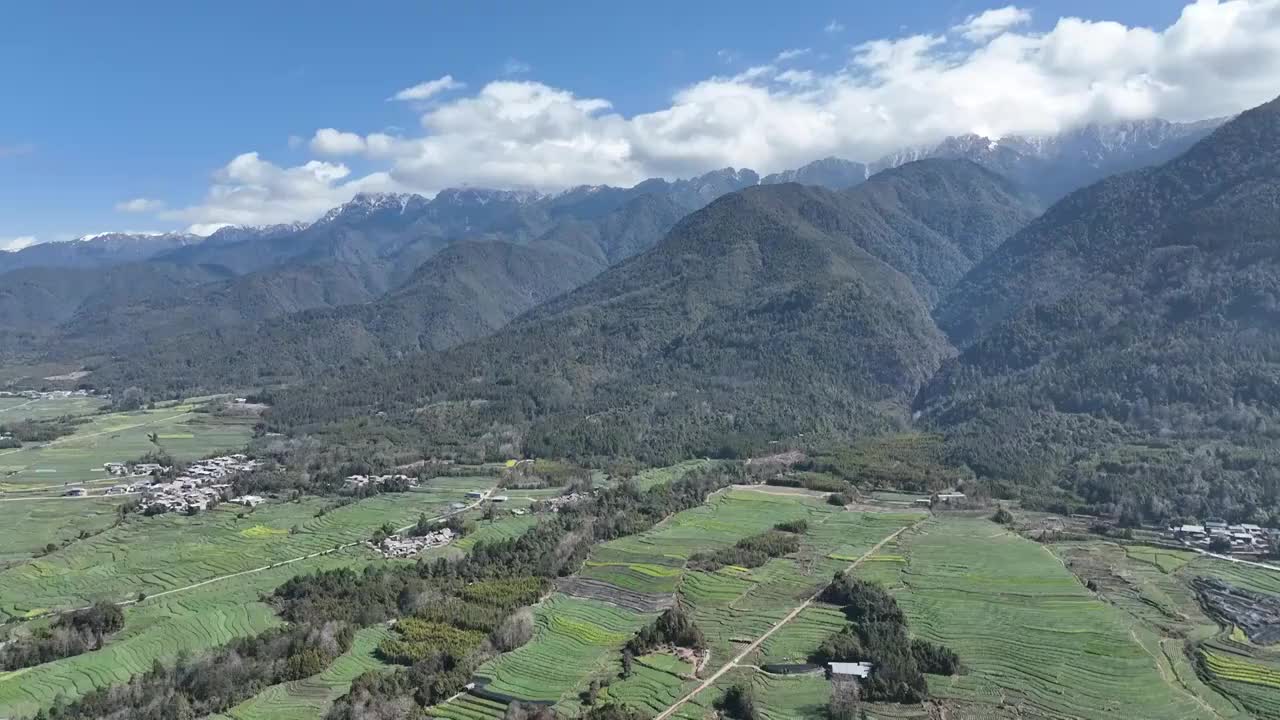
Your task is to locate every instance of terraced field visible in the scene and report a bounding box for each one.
[0,395,103,422]
[0,477,483,620]
[887,518,1227,720]
[473,595,650,703]
[0,495,131,567]
[0,550,362,718]
[429,490,923,718]
[217,625,395,720]
[0,402,254,491]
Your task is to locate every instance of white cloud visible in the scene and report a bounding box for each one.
[166,0,1280,228]
[389,75,463,102]
[0,235,37,252]
[160,152,401,231]
[775,48,810,62]
[310,128,367,155]
[954,6,1032,41]
[502,58,532,75]
[115,197,164,213]
[824,20,845,33]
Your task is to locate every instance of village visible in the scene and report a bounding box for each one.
[1171,519,1278,555]
[82,454,266,514]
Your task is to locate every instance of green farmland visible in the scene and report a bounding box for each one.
[0,494,131,567]
[0,549,365,718]
[0,477,486,620]
[0,395,104,422]
[0,402,255,492]
[885,518,1236,720]
[430,489,925,718]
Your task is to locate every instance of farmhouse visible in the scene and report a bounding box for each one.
[465,490,485,499]
[230,494,265,507]
[1176,524,1207,540]
[934,491,966,503]
[63,487,87,497]
[829,662,873,679]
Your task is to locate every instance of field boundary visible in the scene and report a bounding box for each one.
[652,517,921,720]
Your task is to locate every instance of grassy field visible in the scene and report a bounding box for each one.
[0,402,255,491]
[0,477,486,620]
[0,495,132,567]
[429,489,923,718]
[0,549,364,718]
[0,395,105,422]
[886,518,1231,720]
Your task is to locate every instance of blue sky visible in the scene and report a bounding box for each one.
[1,0,1270,247]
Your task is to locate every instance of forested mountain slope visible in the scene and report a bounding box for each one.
[264,180,1013,461]
[920,95,1280,513]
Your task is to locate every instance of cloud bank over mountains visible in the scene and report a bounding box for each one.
[154,0,1280,231]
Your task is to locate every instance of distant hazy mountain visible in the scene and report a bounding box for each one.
[761,157,870,190]
[0,232,202,275]
[921,96,1280,482]
[871,117,1225,203]
[90,192,690,391]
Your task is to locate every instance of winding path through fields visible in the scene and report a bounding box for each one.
[652,519,920,720]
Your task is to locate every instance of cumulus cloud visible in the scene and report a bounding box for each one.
[166,0,1280,228]
[310,128,367,155]
[0,235,37,252]
[115,197,164,213]
[160,152,401,232]
[389,75,463,102]
[954,6,1032,41]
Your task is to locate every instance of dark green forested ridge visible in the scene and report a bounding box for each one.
[263,180,969,462]
[920,94,1280,524]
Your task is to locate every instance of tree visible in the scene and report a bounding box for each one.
[117,387,145,411]
[716,683,759,720]
[620,649,633,679]
[991,505,1014,525]
[826,681,861,720]
[1209,536,1233,553]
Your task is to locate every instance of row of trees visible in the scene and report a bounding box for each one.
[0,602,123,671]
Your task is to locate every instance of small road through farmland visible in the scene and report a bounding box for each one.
[653,519,921,720]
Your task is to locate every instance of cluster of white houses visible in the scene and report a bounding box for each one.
[1173,520,1276,552]
[130,454,265,514]
[343,473,416,491]
[371,527,456,558]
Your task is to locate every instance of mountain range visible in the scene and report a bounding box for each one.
[1,116,1220,386]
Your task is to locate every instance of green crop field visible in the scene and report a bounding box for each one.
[0,402,255,491]
[216,625,394,720]
[881,518,1230,720]
[0,549,364,718]
[0,395,104,422]
[0,495,131,566]
[0,477,484,620]
[431,490,923,718]
[471,595,650,703]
